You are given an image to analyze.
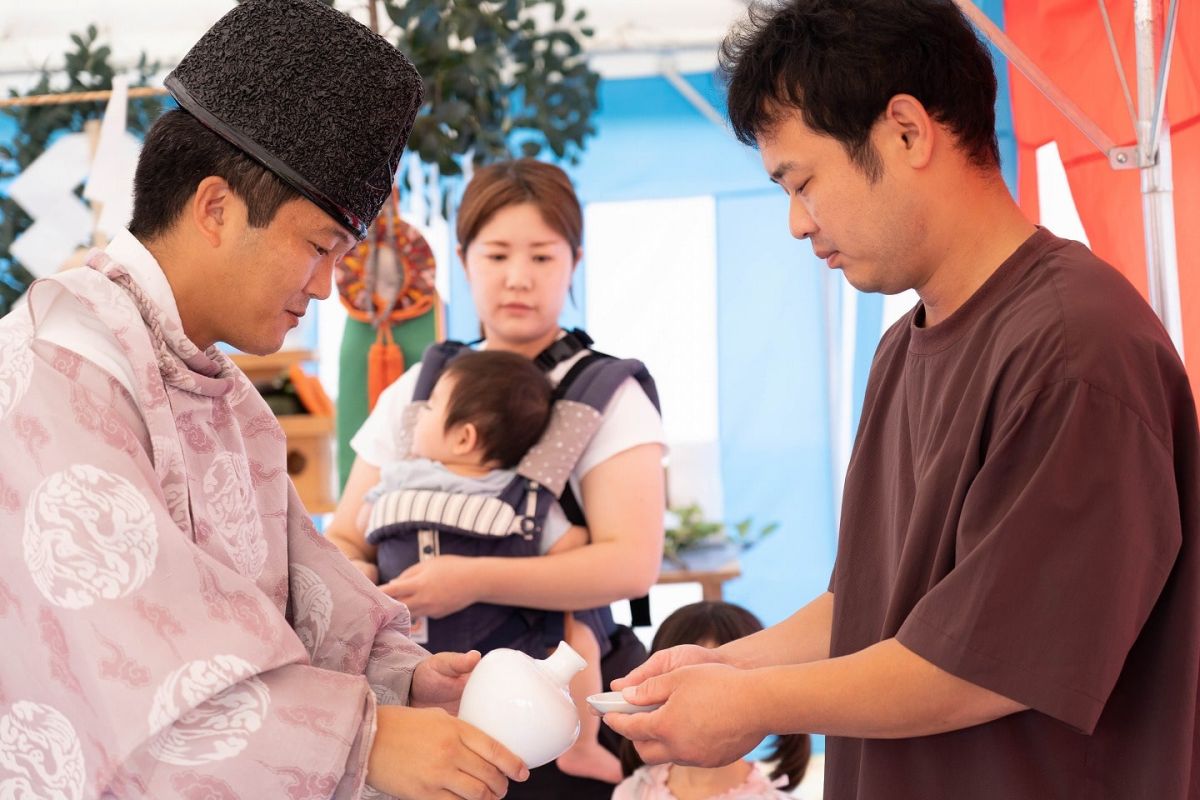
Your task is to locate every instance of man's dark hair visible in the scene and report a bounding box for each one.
[128,109,302,240]
[442,351,554,469]
[720,0,1001,179]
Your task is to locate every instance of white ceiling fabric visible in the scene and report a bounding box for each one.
[0,1,749,91]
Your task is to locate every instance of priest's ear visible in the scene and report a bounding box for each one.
[190,176,240,248]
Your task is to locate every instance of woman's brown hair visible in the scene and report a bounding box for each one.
[456,159,583,258]
[618,601,811,791]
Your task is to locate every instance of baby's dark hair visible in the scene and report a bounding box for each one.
[440,351,554,469]
[619,601,811,791]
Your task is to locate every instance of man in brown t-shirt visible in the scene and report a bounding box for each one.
[604,1,1200,797]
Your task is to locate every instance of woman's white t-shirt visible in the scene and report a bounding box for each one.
[350,344,667,553]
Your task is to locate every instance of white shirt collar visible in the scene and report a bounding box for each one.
[104,229,186,333]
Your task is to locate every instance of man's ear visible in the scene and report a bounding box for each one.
[190,176,235,248]
[882,94,935,170]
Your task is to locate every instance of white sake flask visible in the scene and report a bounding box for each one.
[457,640,586,768]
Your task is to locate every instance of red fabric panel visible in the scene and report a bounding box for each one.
[1006,0,1200,390]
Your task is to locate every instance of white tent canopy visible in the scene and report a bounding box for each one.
[0,0,749,93]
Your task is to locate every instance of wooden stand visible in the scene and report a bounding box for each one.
[231,349,316,384]
[277,414,337,514]
[229,350,337,514]
[656,560,742,602]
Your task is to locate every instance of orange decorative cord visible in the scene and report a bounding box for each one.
[367,324,406,411]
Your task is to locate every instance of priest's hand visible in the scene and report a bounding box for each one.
[368,705,527,800]
[610,644,725,692]
[412,650,480,714]
[381,556,477,618]
[602,662,765,768]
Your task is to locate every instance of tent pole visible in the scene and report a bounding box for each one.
[1135,0,1184,355]
[821,269,856,522]
[821,269,842,520]
[660,59,728,130]
[952,0,1124,161]
[1148,0,1179,156]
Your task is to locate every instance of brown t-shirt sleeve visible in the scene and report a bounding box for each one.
[896,378,1180,734]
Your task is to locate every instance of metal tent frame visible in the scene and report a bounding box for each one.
[955,0,1184,356]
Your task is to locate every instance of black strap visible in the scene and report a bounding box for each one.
[559,485,587,527]
[551,351,609,403]
[534,328,593,372]
[628,595,652,628]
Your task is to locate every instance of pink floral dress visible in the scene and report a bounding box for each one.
[613,762,794,799]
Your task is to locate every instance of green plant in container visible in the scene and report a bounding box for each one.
[663,503,780,571]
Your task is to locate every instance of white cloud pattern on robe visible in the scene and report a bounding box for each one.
[0,321,34,423]
[150,435,190,532]
[290,565,333,658]
[147,655,270,766]
[201,453,268,579]
[0,701,86,800]
[23,465,158,610]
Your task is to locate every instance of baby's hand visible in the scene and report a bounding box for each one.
[352,558,379,584]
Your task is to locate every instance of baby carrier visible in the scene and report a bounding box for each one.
[365,329,660,658]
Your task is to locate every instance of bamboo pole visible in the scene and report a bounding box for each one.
[368,0,380,34]
[0,85,167,109]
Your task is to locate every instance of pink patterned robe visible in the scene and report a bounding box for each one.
[0,252,427,799]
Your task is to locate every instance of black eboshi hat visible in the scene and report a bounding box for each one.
[164,0,424,238]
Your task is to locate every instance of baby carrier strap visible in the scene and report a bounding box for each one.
[513,356,656,498]
[411,328,597,404]
[392,340,474,462]
[412,339,473,402]
[537,351,660,629]
[554,350,661,413]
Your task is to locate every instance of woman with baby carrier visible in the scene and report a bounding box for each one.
[328,158,667,799]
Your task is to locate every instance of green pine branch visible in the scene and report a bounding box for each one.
[381,0,600,177]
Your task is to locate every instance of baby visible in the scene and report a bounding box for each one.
[357,349,623,784]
